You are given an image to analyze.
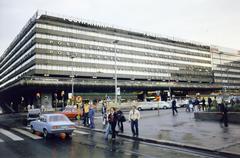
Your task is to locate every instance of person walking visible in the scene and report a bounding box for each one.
[108,107,118,140]
[212,96,218,110]
[208,97,212,111]
[83,103,90,126]
[101,101,107,125]
[171,97,178,116]
[129,105,140,137]
[104,109,111,140]
[219,99,228,127]
[89,104,95,129]
[116,108,126,133]
[194,98,200,112]
[202,98,206,111]
[188,98,194,112]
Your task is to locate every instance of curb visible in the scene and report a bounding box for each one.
[76,125,240,158]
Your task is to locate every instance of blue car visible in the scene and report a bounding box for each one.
[30,114,76,138]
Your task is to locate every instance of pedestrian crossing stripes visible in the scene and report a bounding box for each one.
[12,128,42,140]
[0,128,88,143]
[0,128,24,141]
[73,130,90,135]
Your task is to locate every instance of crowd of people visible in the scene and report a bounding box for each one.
[102,104,140,140]
[79,101,140,141]
[175,96,230,127]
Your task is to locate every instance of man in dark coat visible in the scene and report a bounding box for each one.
[172,97,178,116]
[219,100,228,127]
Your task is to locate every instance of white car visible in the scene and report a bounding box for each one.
[137,101,171,111]
[30,114,76,138]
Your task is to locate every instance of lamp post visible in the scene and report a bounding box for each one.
[70,55,75,106]
[112,40,119,104]
[225,68,229,93]
[218,52,224,94]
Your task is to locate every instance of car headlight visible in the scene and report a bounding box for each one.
[52,126,60,129]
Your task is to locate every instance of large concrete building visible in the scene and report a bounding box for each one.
[0,11,239,111]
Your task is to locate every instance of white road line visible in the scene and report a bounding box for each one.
[12,128,42,140]
[23,127,31,130]
[0,138,4,142]
[0,128,24,141]
[73,130,90,135]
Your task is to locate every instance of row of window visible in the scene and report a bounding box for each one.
[36,43,212,68]
[0,55,35,84]
[36,23,210,56]
[36,53,211,76]
[35,33,211,64]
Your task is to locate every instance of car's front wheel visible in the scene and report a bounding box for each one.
[163,106,167,109]
[43,129,49,138]
[137,107,142,111]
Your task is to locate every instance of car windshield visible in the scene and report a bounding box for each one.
[48,115,69,122]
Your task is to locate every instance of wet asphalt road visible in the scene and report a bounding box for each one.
[0,110,233,158]
[0,126,224,158]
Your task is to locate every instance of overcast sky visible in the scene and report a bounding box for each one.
[0,0,239,55]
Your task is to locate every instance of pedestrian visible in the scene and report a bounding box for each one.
[194,98,200,112]
[202,98,206,111]
[108,107,117,140]
[188,98,194,112]
[171,97,178,115]
[104,109,111,139]
[219,99,228,127]
[83,103,90,126]
[116,108,126,133]
[212,96,218,110]
[230,98,235,107]
[208,97,212,111]
[89,104,95,129]
[129,105,140,137]
[101,101,107,125]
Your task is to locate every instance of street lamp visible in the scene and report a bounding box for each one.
[218,52,224,94]
[70,55,75,106]
[112,40,119,104]
[225,68,229,93]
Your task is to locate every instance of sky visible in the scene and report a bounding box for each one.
[0,0,239,55]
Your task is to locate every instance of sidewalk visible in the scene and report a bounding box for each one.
[79,109,240,157]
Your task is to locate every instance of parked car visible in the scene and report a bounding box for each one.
[60,106,82,120]
[137,101,171,111]
[30,114,76,138]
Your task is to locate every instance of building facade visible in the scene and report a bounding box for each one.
[0,11,239,110]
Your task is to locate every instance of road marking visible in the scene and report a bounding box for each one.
[73,130,89,135]
[0,128,24,141]
[23,126,31,130]
[12,128,42,140]
[0,138,4,143]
